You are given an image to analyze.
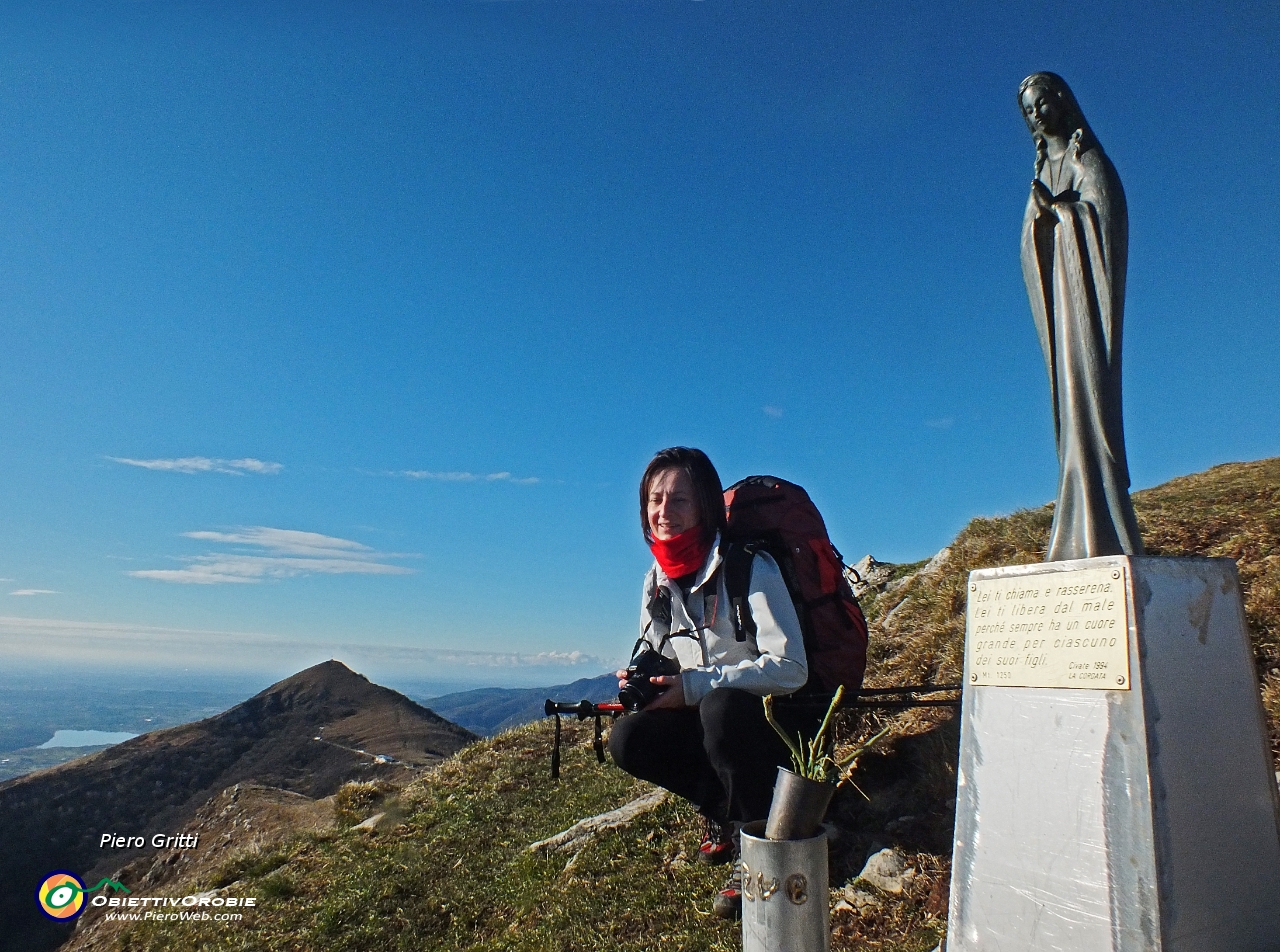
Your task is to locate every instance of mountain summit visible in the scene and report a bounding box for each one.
[56,457,1280,952]
[0,660,476,952]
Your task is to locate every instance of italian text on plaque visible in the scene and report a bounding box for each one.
[964,565,1130,689]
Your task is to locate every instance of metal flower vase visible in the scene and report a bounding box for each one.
[741,820,830,952]
[765,767,835,841]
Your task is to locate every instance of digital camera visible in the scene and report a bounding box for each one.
[618,646,681,712]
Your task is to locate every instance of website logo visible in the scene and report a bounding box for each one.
[37,872,130,921]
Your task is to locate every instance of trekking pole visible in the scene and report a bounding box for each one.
[543,699,624,779]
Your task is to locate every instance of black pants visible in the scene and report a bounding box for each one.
[608,687,831,824]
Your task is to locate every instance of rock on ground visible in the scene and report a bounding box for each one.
[856,847,916,894]
[526,788,668,854]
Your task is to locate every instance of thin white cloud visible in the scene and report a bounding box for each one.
[9,589,58,596]
[392,469,539,485]
[925,416,955,429]
[182,527,375,558]
[763,406,784,419]
[107,456,283,476]
[130,557,411,585]
[130,526,415,585]
[0,616,614,674]
[224,458,282,474]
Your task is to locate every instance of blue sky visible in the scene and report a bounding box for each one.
[1,1,1276,691]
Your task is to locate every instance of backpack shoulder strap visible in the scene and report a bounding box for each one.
[721,541,759,643]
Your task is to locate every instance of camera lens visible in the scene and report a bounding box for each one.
[618,680,649,712]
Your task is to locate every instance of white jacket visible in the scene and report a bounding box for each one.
[637,532,808,705]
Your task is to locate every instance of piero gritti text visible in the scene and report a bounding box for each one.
[101,832,200,849]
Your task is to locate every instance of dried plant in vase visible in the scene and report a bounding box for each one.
[761,686,890,839]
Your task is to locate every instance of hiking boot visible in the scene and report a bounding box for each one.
[697,816,734,866]
[712,857,744,919]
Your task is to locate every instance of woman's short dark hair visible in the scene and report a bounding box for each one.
[639,447,727,543]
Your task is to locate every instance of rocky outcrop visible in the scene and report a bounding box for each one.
[846,555,894,598]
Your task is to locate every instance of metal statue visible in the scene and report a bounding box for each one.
[1019,72,1143,560]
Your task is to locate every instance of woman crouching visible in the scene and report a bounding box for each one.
[608,446,832,919]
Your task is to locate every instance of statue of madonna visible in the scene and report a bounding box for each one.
[1019,72,1143,561]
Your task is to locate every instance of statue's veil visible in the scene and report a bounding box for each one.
[1018,71,1097,152]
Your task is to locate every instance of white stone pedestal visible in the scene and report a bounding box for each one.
[947,556,1280,952]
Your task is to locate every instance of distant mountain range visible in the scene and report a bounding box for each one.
[0,660,476,952]
[425,673,619,736]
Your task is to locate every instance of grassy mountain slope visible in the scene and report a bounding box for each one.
[3,661,476,952]
[70,783,337,952]
[72,458,1280,952]
[859,457,1280,757]
[71,720,746,952]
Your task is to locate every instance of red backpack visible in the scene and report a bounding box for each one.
[721,476,868,695]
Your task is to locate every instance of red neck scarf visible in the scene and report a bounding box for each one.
[649,527,712,579]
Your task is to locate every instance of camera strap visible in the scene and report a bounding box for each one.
[644,586,672,645]
[640,580,717,661]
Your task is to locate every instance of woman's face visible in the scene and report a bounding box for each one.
[646,467,700,541]
[1021,85,1065,138]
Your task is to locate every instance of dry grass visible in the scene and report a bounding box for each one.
[822,456,1280,950]
[80,457,1280,952]
[1134,458,1280,758]
[850,457,1280,751]
[103,722,743,952]
[334,779,401,828]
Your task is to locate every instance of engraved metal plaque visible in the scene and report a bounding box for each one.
[965,565,1130,689]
